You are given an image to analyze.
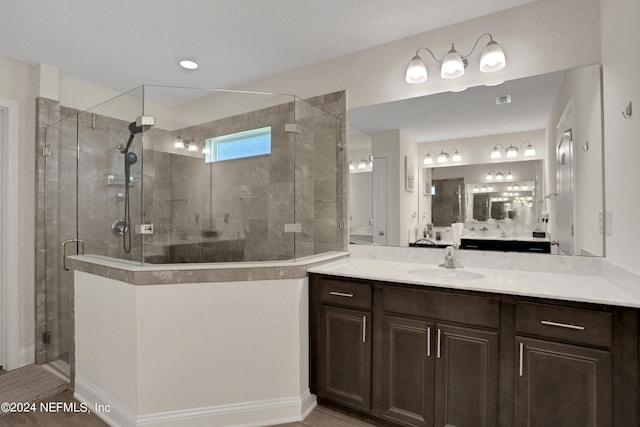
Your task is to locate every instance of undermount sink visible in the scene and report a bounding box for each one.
[407,268,484,281]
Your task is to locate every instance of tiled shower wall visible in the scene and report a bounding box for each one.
[34,90,347,361]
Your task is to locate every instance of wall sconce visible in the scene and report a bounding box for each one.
[490,141,536,159]
[174,135,186,149]
[405,33,506,84]
[423,148,462,165]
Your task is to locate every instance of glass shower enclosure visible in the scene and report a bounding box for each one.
[35,86,347,377]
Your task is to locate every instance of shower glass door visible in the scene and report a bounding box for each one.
[36,102,79,375]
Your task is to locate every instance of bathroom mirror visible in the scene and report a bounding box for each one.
[348,64,604,256]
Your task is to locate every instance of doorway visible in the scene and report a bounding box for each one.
[372,156,388,245]
[556,101,575,255]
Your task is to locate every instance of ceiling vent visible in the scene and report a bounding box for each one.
[496,95,512,105]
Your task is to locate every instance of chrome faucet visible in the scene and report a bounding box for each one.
[439,245,463,269]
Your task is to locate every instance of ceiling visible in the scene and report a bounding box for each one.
[349,70,565,144]
[0,0,534,104]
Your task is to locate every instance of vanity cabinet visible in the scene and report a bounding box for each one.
[514,302,613,427]
[309,274,639,427]
[379,285,499,427]
[311,277,372,412]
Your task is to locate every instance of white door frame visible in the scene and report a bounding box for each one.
[0,98,20,370]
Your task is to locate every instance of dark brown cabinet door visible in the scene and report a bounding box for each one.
[434,324,499,427]
[380,315,435,427]
[515,337,612,427]
[317,305,372,411]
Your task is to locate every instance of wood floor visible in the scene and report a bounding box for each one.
[0,388,372,427]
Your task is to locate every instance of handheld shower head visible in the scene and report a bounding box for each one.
[121,121,143,154]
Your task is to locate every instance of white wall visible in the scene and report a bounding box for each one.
[601,0,640,274]
[238,0,601,110]
[0,56,36,362]
[75,271,312,426]
[399,129,420,245]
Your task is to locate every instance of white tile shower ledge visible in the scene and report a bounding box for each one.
[308,258,640,309]
[67,252,349,285]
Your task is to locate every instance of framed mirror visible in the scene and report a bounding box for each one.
[348,64,603,256]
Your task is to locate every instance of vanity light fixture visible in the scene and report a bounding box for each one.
[174,135,186,149]
[202,145,211,155]
[405,33,506,84]
[495,172,504,180]
[473,186,479,193]
[486,172,493,181]
[489,141,536,159]
[506,171,513,180]
[424,148,462,165]
[187,140,199,152]
[358,159,367,169]
[349,161,355,171]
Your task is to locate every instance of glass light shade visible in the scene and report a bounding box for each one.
[508,185,513,191]
[441,48,465,79]
[495,172,504,180]
[405,55,427,84]
[506,171,513,180]
[423,154,433,165]
[187,143,199,152]
[201,146,211,155]
[488,185,494,191]
[481,186,488,192]
[524,143,536,156]
[437,152,448,163]
[358,159,367,169]
[506,145,518,158]
[523,184,528,190]
[479,40,506,73]
[349,161,355,171]
[452,150,462,162]
[490,147,501,159]
[174,139,185,149]
[486,173,493,181]
[473,187,479,193]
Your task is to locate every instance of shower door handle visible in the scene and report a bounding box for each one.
[62,239,85,271]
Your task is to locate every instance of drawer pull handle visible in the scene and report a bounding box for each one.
[540,320,585,330]
[437,328,442,359]
[519,342,524,377]
[362,316,367,343]
[427,326,431,357]
[329,291,354,298]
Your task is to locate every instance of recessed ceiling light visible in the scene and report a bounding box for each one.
[178,58,200,70]
[484,81,504,87]
[450,87,467,92]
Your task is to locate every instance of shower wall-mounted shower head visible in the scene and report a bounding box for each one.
[128,121,144,136]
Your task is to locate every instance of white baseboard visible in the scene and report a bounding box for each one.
[17,345,34,368]
[74,376,138,427]
[75,375,316,427]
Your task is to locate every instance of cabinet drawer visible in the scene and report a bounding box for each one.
[382,286,499,329]
[515,302,612,348]
[316,277,372,309]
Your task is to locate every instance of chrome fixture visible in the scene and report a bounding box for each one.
[490,141,536,159]
[423,148,462,165]
[405,33,506,84]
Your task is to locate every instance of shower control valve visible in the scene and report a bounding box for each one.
[136,224,154,235]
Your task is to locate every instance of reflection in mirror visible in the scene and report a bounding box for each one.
[348,64,603,256]
[348,126,373,245]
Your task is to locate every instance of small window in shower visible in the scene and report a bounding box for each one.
[205,126,271,163]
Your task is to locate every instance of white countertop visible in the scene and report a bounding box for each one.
[308,257,640,308]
